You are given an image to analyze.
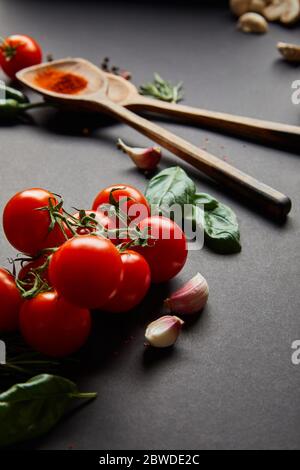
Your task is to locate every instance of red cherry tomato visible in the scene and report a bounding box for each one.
[0,268,23,332]
[18,256,50,289]
[19,291,91,357]
[49,235,123,309]
[103,250,151,313]
[3,188,66,256]
[0,34,42,79]
[92,184,150,223]
[134,216,187,283]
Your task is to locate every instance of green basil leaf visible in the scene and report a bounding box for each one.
[204,203,241,254]
[145,166,195,214]
[0,374,97,448]
[146,166,242,254]
[193,193,219,211]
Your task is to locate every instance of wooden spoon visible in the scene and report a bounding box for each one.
[106,72,300,150]
[16,58,291,219]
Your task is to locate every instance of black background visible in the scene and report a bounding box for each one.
[0,0,300,450]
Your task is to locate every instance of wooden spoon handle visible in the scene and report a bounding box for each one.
[128,97,300,149]
[94,99,291,219]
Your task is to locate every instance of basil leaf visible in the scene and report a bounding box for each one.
[145,166,195,214]
[204,203,241,254]
[0,374,97,448]
[193,193,218,211]
[145,167,241,254]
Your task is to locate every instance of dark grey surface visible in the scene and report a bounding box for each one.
[0,0,300,450]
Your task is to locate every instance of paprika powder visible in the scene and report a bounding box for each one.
[35,68,87,94]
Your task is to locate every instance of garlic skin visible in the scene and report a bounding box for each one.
[164,273,209,315]
[117,138,161,171]
[145,315,184,348]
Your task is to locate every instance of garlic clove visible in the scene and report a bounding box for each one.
[164,272,209,315]
[117,138,161,171]
[145,315,184,348]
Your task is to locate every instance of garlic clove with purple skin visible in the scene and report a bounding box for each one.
[117,138,161,171]
[145,315,184,348]
[164,273,209,315]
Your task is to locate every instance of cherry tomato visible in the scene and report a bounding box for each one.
[3,188,66,256]
[0,34,42,79]
[19,291,91,357]
[0,268,23,332]
[49,235,123,309]
[103,250,151,313]
[18,255,50,289]
[92,184,150,223]
[134,216,187,283]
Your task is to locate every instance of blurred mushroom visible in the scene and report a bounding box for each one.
[277,41,300,62]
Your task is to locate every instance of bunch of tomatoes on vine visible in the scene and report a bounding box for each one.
[0,184,188,357]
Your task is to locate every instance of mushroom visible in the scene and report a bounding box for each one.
[281,0,300,24]
[238,12,269,32]
[263,0,300,24]
[263,0,286,20]
[251,0,272,13]
[230,0,253,16]
[277,41,300,62]
[230,0,270,16]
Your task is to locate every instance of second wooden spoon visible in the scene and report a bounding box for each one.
[106,73,300,150]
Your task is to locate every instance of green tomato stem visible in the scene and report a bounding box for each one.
[70,392,98,400]
[21,101,51,112]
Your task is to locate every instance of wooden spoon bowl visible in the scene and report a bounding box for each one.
[17,58,109,105]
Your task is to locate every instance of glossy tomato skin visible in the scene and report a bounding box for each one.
[19,291,91,357]
[103,250,151,313]
[0,268,23,332]
[49,235,123,309]
[92,184,150,222]
[134,216,187,283]
[3,188,66,256]
[0,35,42,79]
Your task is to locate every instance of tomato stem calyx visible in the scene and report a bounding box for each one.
[0,39,17,61]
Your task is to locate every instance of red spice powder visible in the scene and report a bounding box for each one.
[35,68,87,94]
